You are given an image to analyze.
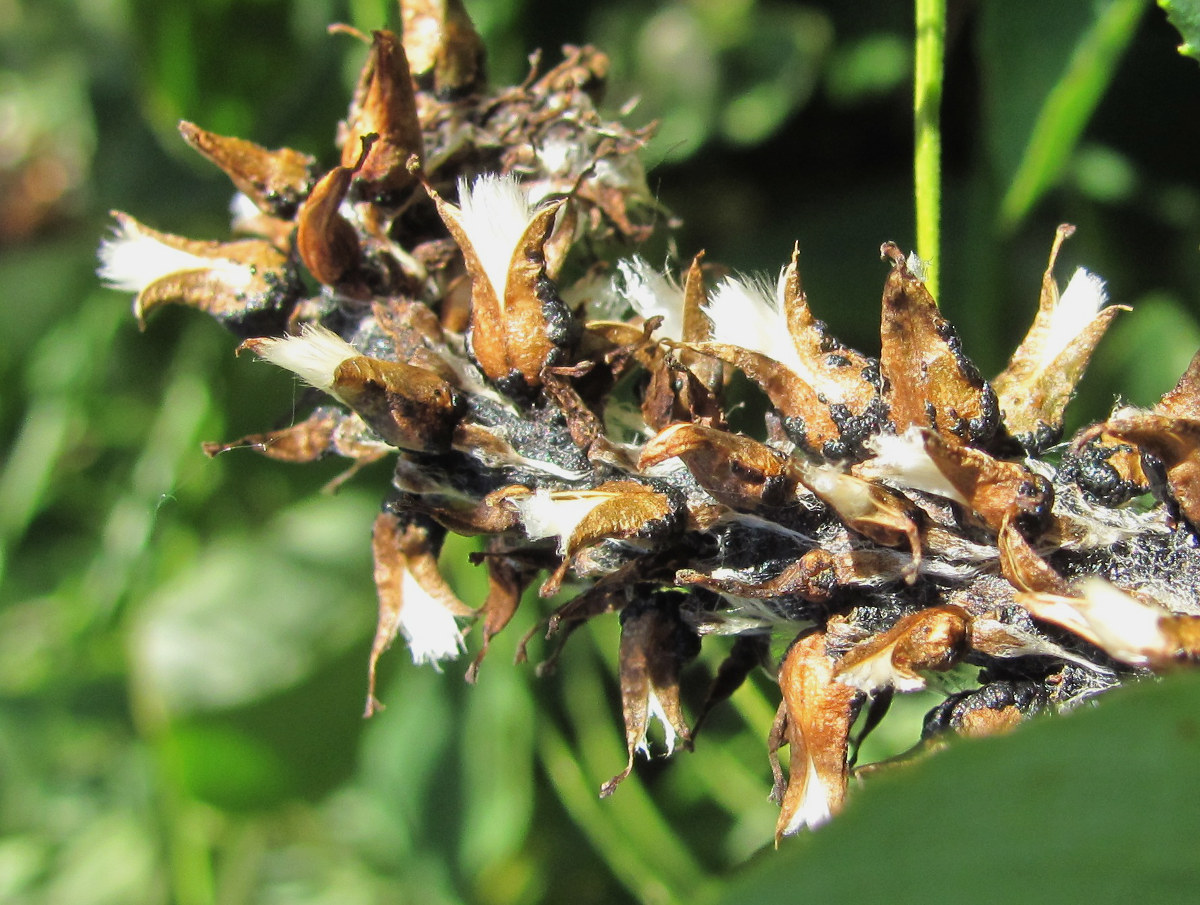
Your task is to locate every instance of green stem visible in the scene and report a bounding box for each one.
[914,0,945,300]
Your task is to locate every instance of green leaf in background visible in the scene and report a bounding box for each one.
[714,672,1200,905]
[589,1,834,163]
[1160,0,1200,62]
[982,0,1146,231]
[131,492,377,714]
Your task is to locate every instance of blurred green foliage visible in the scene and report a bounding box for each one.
[4,0,1200,902]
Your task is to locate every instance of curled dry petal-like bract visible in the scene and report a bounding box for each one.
[1017,579,1200,668]
[835,606,971,694]
[691,270,852,452]
[639,422,797,512]
[500,482,673,596]
[677,548,839,603]
[919,428,1054,535]
[202,407,397,494]
[1156,348,1200,421]
[879,243,999,446]
[339,30,424,200]
[855,425,968,504]
[99,212,292,328]
[202,408,339,463]
[777,247,884,449]
[994,225,1126,452]
[795,460,923,580]
[544,484,673,596]
[296,142,370,291]
[242,324,464,452]
[774,631,857,841]
[465,545,536,683]
[601,596,698,797]
[428,174,574,388]
[367,511,473,714]
[997,514,1067,594]
[687,339,842,451]
[400,0,486,97]
[178,121,315,217]
[333,356,464,452]
[679,252,724,397]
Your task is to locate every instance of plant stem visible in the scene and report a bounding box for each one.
[914,0,945,301]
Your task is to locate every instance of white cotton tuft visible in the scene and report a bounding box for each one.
[647,689,679,756]
[1039,267,1108,369]
[251,324,358,394]
[509,490,608,554]
[905,252,928,282]
[399,568,466,668]
[228,192,262,233]
[800,462,875,519]
[704,272,802,373]
[98,219,251,293]
[860,427,969,505]
[616,257,685,339]
[781,758,834,835]
[456,173,534,300]
[836,647,925,694]
[1077,578,1168,666]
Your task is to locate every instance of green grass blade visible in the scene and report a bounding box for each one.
[998,0,1146,231]
[914,0,946,300]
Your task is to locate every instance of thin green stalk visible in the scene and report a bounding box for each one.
[914,0,945,300]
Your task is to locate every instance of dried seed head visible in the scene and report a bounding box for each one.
[104,0,1200,845]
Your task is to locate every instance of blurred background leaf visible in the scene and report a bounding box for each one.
[984,0,1146,231]
[715,671,1200,904]
[1160,0,1200,62]
[3,1,1200,903]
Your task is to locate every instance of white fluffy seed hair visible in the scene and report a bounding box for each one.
[509,490,609,554]
[704,271,849,399]
[399,568,467,668]
[859,427,969,505]
[228,192,262,233]
[97,218,252,293]
[643,690,679,756]
[905,252,928,282]
[456,173,534,300]
[780,758,834,835]
[1077,578,1168,666]
[705,272,800,371]
[251,324,358,394]
[616,257,685,339]
[1038,267,1108,369]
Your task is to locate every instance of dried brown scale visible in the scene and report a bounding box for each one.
[337,30,425,204]
[879,243,1001,447]
[178,121,316,219]
[296,137,373,294]
[102,1,1200,843]
[993,223,1130,453]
